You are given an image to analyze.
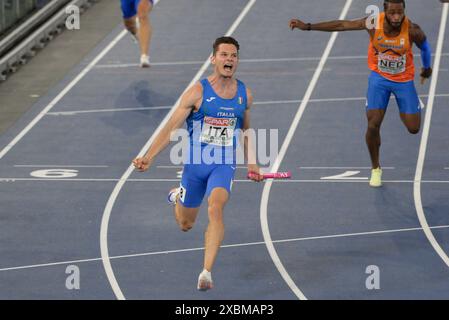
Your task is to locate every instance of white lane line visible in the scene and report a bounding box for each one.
[414,3,449,268]
[93,52,449,68]
[0,258,103,272]
[100,0,258,301]
[253,94,449,105]
[95,61,204,68]
[156,165,184,168]
[289,179,412,183]
[95,63,140,68]
[13,165,109,168]
[273,225,449,244]
[156,165,247,169]
[254,97,368,105]
[44,94,449,116]
[4,224,449,273]
[264,180,449,184]
[47,106,173,115]
[253,94,449,106]
[259,0,353,301]
[2,178,449,184]
[0,178,126,182]
[0,33,130,160]
[299,166,395,169]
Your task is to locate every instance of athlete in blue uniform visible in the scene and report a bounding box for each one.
[133,37,262,291]
[120,0,153,67]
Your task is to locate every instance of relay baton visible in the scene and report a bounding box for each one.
[247,171,291,180]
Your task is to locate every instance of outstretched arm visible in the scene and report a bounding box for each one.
[242,88,263,182]
[132,83,202,171]
[289,17,368,32]
[410,23,433,84]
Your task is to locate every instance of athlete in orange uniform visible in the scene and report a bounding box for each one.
[289,0,433,187]
[368,11,415,83]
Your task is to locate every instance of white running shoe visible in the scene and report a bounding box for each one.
[167,187,180,205]
[369,167,382,187]
[140,54,150,68]
[197,269,213,291]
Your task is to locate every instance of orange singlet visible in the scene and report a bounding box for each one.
[368,12,414,82]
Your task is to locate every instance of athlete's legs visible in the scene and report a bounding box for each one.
[173,202,200,232]
[202,164,235,274]
[394,80,421,134]
[123,17,137,35]
[204,187,229,273]
[366,109,386,169]
[196,187,228,291]
[366,72,390,170]
[121,0,137,34]
[399,113,420,134]
[173,164,207,232]
[136,0,153,57]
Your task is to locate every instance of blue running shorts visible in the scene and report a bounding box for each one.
[178,164,236,208]
[366,71,421,114]
[120,0,153,19]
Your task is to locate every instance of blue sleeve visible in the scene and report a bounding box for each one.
[417,39,432,69]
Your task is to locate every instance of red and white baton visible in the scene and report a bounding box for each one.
[247,171,292,180]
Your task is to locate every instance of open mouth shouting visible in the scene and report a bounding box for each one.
[223,63,234,72]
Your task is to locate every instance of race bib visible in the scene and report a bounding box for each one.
[378,53,406,74]
[200,116,236,147]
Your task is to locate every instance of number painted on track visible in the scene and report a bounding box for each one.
[30,169,79,178]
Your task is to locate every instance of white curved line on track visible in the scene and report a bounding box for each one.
[413,4,449,267]
[259,0,353,301]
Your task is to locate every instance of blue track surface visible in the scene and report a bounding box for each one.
[0,0,448,299]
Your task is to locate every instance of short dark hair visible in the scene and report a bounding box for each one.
[213,37,240,56]
[384,0,406,9]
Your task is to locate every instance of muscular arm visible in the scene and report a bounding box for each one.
[242,88,256,165]
[410,22,433,83]
[242,88,262,181]
[289,17,368,32]
[133,83,202,171]
[410,22,427,45]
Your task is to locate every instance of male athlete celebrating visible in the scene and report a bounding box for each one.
[289,0,432,187]
[133,37,262,290]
